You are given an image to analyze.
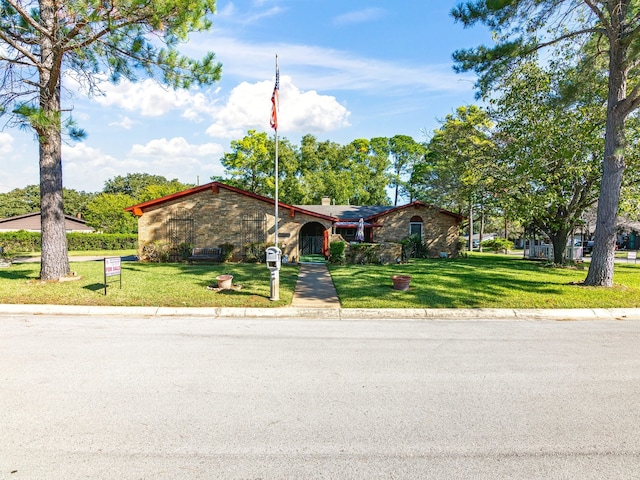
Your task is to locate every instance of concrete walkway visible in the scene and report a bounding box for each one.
[291,263,340,308]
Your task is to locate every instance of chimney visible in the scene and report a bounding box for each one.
[321,197,331,206]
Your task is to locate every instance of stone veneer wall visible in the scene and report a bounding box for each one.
[136,187,332,261]
[372,205,460,258]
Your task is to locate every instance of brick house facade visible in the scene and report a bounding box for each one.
[125,182,463,261]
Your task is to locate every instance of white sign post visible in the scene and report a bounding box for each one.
[104,257,122,295]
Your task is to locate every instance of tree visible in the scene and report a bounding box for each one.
[297,135,350,204]
[84,193,138,234]
[63,188,95,218]
[219,130,273,196]
[0,185,94,218]
[388,135,424,206]
[0,0,221,280]
[452,0,640,285]
[490,62,604,264]
[103,173,192,203]
[0,185,40,217]
[411,105,496,250]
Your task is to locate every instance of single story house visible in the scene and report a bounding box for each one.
[0,211,94,233]
[124,181,464,262]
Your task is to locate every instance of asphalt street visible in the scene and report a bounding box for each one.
[2,315,640,479]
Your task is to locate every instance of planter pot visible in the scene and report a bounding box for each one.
[216,274,233,289]
[391,275,412,291]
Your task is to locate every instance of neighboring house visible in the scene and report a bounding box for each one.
[0,211,94,233]
[124,181,463,262]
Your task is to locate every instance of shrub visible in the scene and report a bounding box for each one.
[176,242,193,261]
[219,243,235,262]
[0,231,137,255]
[140,241,171,262]
[243,242,267,263]
[400,234,429,261]
[481,237,513,253]
[329,241,346,264]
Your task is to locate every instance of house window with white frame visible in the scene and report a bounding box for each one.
[409,215,423,238]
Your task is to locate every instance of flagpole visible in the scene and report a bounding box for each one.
[269,54,280,302]
[274,54,279,248]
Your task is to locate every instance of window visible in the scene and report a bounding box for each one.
[336,227,356,240]
[409,215,423,237]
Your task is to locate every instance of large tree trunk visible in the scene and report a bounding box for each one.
[550,230,570,265]
[38,0,70,281]
[584,31,627,287]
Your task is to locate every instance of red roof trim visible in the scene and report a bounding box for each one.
[124,181,338,222]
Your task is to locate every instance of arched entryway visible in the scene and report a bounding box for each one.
[299,222,327,256]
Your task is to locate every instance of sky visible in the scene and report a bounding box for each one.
[0,1,493,195]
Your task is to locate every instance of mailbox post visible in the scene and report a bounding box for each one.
[266,246,281,301]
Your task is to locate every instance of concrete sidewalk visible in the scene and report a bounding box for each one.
[291,263,340,308]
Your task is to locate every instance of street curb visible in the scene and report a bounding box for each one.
[1,304,640,320]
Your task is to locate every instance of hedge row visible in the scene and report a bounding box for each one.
[0,231,137,254]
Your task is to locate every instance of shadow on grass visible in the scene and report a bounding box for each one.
[83,283,106,292]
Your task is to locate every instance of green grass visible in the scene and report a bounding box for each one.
[329,253,640,309]
[2,252,640,309]
[0,261,297,307]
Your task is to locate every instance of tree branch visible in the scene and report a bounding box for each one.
[0,30,40,66]
[582,0,610,32]
[4,0,50,38]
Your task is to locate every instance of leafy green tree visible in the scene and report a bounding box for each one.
[0,0,221,280]
[296,135,390,206]
[84,193,138,234]
[219,130,273,196]
[452,0,640,286]
[297,135,348,204]
[0,185,94,219]
[412,105,496,250]
[104,173,190,201]
[0,185,40,218]
[490,62,604,264]
[63,189,95,218]
[343,138,390,205]
[388,135,424,206]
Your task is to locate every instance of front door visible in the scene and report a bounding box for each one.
[299,222,326,256]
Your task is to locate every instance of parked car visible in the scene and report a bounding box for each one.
[584,241,595,255]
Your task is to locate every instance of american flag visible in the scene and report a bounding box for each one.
[270,60,279,131]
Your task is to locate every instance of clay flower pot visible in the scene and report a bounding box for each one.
[391,275,412,291]
[216,274,233,289]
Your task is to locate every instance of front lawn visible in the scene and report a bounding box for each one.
[0,261,297,307]
[329,253,640,309]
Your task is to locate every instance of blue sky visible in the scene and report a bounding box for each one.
[0,1,492,194]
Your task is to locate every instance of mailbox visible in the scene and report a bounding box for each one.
[266,246,282,271]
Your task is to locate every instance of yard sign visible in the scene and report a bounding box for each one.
[104,257,122,295]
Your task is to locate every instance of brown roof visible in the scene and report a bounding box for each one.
[0,212,94,232]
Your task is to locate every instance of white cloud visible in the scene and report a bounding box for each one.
[62,143,125,192]
[129,137,226,182]
[217,1,284,24]
[131,137,223,158]
[94,78,218,119]
[61,138,225,192]
[332,8,386,26]
[0,132,14,155]
[108,116,135,129]
[0,133,41,193]
[205,75,350,138]
[186,35,476,95]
